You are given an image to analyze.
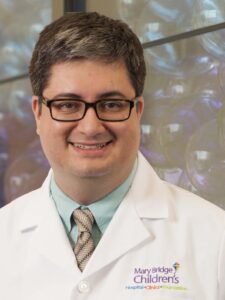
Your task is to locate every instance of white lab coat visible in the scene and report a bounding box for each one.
[0,153,225,300]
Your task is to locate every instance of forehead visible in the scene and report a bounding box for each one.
[48,58,128,77]
[44,59,135,98]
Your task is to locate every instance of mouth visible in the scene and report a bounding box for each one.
[69,141,112,150]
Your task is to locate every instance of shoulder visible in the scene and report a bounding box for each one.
[0,189,41,229]
[164,180,225,223]
[0,171,52,232]
[0,188,39,212]
[136,152,225,224]
[0,169,52,215]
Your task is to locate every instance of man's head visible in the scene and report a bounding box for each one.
[29,11,146,98]
[31,12,146,202]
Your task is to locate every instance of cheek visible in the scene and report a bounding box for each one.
[38,122,74,156]
[117,122,141,146]
[39,117,74,137]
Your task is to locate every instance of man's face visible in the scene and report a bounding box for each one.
[32,59,144,189]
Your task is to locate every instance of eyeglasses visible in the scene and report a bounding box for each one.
[40,97,139,122]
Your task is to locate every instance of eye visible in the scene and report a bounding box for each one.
[99,100,127,112]
[52,100,82,112]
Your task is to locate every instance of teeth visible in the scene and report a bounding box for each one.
[73,143,108,149]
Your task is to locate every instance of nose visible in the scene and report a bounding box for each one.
[76,107,106,136]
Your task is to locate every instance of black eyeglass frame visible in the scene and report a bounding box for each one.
[40,97,139,122]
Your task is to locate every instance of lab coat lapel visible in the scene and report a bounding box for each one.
[83,193,151,277]
[84,153,169,277]
[19,174,78,275]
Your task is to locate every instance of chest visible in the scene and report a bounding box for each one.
[1,215,219,300]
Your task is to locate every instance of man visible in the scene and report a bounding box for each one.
[0,11,224,300]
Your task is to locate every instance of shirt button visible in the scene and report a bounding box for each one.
[77,281,90,293]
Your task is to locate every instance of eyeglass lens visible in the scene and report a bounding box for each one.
[50,99,133,121]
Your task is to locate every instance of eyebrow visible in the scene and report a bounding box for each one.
[52,93,82,99]
[97,91,128,98]
[51,91,129,100]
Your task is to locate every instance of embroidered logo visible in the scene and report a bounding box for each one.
[125,262,187,292]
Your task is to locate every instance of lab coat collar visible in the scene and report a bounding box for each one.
[19,172,79,275]
[132,152,170,220]
[19,171,52,232]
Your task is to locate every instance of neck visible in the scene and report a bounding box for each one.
[53,167,134,205]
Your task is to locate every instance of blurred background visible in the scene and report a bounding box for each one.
[1,0,225,208]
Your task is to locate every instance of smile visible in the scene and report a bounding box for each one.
[71,142,111,150]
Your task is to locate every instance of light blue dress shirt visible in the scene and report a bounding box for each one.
[51,160,137,248]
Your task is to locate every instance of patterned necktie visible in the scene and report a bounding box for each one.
[73,208,95,271]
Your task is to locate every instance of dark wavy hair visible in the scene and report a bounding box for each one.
[29,11,146,97]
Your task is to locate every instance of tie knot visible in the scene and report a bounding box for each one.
[73,208,94,233]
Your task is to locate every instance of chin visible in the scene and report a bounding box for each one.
[72,166,112,179]
[75,171,110,179]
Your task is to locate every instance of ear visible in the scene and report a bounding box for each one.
[32,96,41,135]
[137,96,144,119]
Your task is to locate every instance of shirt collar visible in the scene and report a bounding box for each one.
[51,159,137,234]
